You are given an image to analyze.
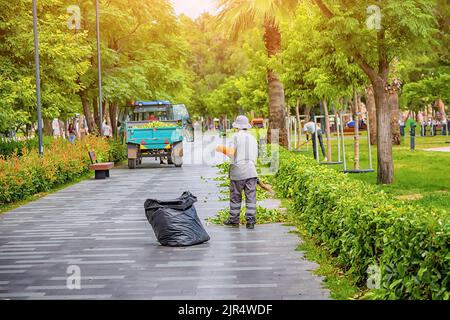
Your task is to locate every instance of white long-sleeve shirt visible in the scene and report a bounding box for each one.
[304,121,319,134]
[229,130,258,181]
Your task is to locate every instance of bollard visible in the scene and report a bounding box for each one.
[410,123,416,150]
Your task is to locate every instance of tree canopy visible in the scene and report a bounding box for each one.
[0,0,448,174]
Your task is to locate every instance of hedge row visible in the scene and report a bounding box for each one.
[0,137,126,206]
[273,148,449,300]
[0,136,53,157]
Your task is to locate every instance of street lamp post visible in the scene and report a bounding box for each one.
[32,0,44,155]
[96,0,103,136]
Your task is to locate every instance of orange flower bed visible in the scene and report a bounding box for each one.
[0,136,111,205]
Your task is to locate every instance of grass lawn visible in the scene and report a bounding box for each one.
[289,131,450,211]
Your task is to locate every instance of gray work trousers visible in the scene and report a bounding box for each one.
[229,178,258,224]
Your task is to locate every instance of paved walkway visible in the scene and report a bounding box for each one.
[0,137,329,300]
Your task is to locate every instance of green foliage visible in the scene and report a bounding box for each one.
[212,161,278,222]
[293,228,361,300]
[88,0,193,104]
[0,136,53,157]
[207,206,286,226]
[216,161,231,175]
[135,122,179,129]
[0,0,195,133]
[274,147,449,300]
[107,139,127,163]
[281,3,366,106]
[217,0,298,41]
[0,136,125,206]
[398,1,449,110]
[181,14,269,118]
[0,0,90,132]
[203,77,242,116]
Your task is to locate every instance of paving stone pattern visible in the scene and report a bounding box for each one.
[0,138,330,300]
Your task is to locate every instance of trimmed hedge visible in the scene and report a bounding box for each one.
[0,136,53,157]
[274,148,449,300]
[0,137,126,206]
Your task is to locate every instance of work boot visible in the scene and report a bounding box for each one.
[224,219,239,228]
[246,222,255,230]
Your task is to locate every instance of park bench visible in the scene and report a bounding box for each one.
[88,150,114,180]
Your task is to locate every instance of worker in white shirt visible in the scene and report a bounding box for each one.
[216,115,258,229]
[303,120,327,161]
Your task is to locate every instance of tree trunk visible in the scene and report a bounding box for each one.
[365,85,377,145]
[43,118,52,136]
[389,90,401,145]
[373,80,394,184]
[266,69,288,147]
[353,89,360,170]
[436,99,446,120]
[109,102,118,137]
[295,101,301,149]
[26,124,32,137]
[304,105,310,122]
[264,21,288,148]
[93,97,100,131]
[313,0,394,184]
[103,100,107,124]
[323,100,332,162]
[79,90,94,133]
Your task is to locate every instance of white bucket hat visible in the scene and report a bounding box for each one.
[232,115,252,129]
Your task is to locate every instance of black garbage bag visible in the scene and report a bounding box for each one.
[144,191,210,247]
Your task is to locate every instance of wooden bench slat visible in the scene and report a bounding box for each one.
[89,163,114,171]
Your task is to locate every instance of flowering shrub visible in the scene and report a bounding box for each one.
[0,136,122,205]
[274,148,449,300]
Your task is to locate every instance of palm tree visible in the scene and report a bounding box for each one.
[217,0,298,147]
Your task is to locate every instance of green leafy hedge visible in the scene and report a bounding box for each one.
[0,136,53,157]
[274,148,449,300]
[107,139,127,163]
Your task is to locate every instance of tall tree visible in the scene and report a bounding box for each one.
[312,0,438,184]
[217,0,300,147]
[399,0,449,115]
[281,3,366,165]
[180,13,250,119]
[0,0,90,134]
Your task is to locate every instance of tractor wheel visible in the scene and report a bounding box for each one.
[171,142,183,167]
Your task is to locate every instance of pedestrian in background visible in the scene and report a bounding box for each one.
[68,123,76,143]
[102,120,112,138]
[303,120,327,162]
[399,118,405,137]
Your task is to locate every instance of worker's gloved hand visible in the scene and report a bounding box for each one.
[216,145,236,158]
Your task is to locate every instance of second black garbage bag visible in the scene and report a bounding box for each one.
[144,191,210,247]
